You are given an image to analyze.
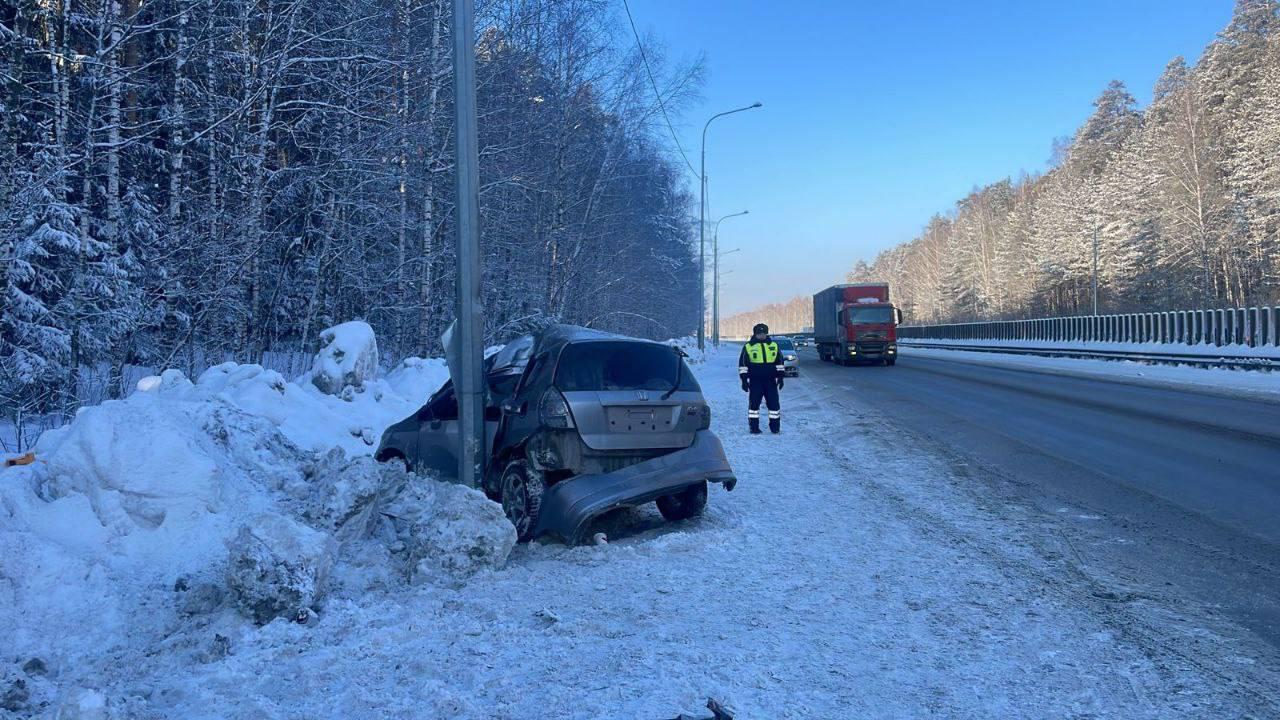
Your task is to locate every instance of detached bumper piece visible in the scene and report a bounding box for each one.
[534,431,737,544]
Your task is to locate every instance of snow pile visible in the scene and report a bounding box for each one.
[191,353,447,456]
[309,320,379,396]
[900,336,1280,359]
[297,449,396,544]
[666,335,708,364]
[0,321,508,713]
[380,478,516,586]
[226,513,338,625]
[901,345,1280,398]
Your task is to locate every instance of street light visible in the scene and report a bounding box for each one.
[698,101,762,350]
[712,211,748,347]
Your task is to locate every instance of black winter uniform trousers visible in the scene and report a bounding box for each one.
[748,380,780,414]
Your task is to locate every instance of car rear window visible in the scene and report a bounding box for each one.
[776,338,795,350]
[555,342,701,392]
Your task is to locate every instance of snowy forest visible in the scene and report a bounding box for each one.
[726,0,1280,336]
[1,0,701,431]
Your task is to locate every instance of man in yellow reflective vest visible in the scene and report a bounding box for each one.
[738,323,785,434]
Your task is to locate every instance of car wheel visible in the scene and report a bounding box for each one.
[376,450,412,474]
[656,480,707,522]
[887,357,897,366]
[500,460,545,542]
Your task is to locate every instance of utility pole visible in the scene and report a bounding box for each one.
[698,102,762,350]
[1092,225,1099,316]
[452,0,485,488]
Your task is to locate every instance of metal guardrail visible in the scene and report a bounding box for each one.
[900,306,1280,348]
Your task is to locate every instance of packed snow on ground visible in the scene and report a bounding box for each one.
[3,334,1271,718]
[900,344,1280,398]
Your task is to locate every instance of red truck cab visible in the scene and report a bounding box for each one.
[812,283,903,366]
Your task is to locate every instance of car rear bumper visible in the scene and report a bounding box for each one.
[533,430,737,544]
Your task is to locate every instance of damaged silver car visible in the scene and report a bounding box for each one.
[375,325,737,543]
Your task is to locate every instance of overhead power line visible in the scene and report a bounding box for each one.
[620,0,699,178]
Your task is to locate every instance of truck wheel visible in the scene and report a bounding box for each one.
[500,460,545,542]
[657,480,707,522]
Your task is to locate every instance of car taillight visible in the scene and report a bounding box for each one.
[540,388,575,429]
[699,404,712,430]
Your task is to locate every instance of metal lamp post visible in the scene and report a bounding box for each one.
[712,211,748,346]
[698,102,762,350]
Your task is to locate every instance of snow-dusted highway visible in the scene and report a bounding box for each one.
[798,345,1280,689]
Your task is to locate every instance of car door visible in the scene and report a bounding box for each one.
[414,385,460,477]
[418,371,516,478]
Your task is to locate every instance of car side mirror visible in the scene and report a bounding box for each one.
[429,418,442,430]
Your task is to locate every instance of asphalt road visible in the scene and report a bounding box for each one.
[796,346,1280,654]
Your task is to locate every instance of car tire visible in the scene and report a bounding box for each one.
[887,357,897,366]
[656,480,708,522]
[376,450,412,474]
[500,460,545,542]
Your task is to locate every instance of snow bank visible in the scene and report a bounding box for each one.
[193,354,447,456]
[297,449,395,544]
[900,345,1280,398]
[309,321,379,395]
[380,478,516,586]
[226,513,338,624]
[0,322,485,712]
[900,336,1280,359]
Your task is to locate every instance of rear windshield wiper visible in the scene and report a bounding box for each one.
[661,352,682,400]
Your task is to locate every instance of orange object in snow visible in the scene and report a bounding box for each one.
[4,452,35,468]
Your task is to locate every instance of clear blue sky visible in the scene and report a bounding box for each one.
[629,0,1234,316]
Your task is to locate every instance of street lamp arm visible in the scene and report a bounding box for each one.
[713,210,749,235]
[702,103,764,148]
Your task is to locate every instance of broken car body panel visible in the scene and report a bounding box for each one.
[534,430,737,544]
